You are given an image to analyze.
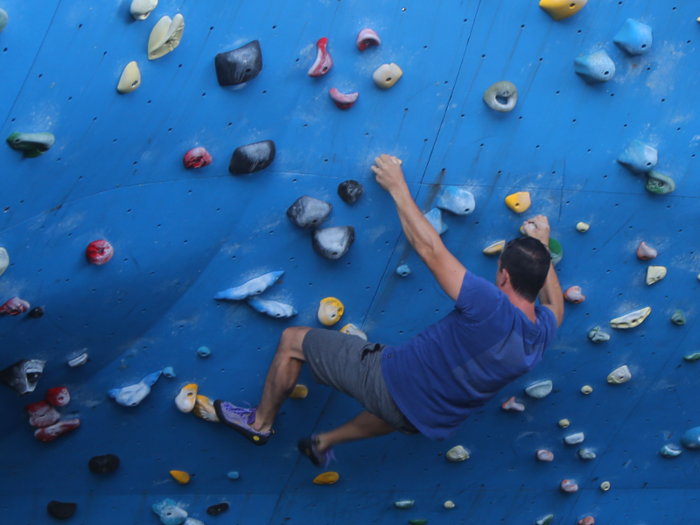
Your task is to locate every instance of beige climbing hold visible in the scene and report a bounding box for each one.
[600,481,611,491]
[646,266,666,285]
[289,384,308,399]
[313,471,339,485]
[340,323,368,341]
[318,297,344,326]
[131,0,158,20]
[483,240,506,255]
[117,61,141,94]
[607,365,632,384]
[559,419,570,428]
[504,192,531,213]
[610,307,651,329]
[501,396,524,412]
[0,248,9,277]
[564,286,585,303]
[373,63,403,89]
[148,14,185,60]
[444,501,455,509]
[539,0,588,21]
[576,222,590,232]
[170,470,190,484]
[192,395,219,422]
[446,445,469,462]
[175,384,197,413]
[581,385,593,395]
[637,241,657,260]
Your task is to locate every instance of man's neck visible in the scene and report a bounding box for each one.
[504,290,537,324]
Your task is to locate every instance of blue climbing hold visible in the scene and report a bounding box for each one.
[617,140,658,173]
[227,471,240,480]
[424,208,448,235]
[614,19,652,56]
[436,187,476,216]
[247,297,297,318]
[660,444,682,458]
[151,498,188,525]
[214,271,284,301]
[197,346,211,357]
[396,264,411,277]
[574,50,616,84]
[681,427,700,449]
[108,371,161,407]
[162,367,176,378]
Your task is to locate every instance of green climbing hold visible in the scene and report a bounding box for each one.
[409,520,427,525]
[549,238,563,266]
[6,132,55,157]
[683,353,700,362]
[645,171,675,195]
[394,500,415,509]
[536,515,554,525]
[588,326,610,343]
[671,310,686,326]
[0,9,8,33]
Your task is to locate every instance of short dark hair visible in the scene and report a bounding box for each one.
[499,237,551,302]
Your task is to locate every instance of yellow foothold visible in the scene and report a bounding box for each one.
[117,61,141,94]
[600,481,611,491]
[559,419,570,428]
[289,384,308,399]
[318,297,344,326]
[192,395,219,422]
[148,14,185,60]
[581,385,593,395]
[170,470,190,484]
[646,266,667,285]
[313,471,339,485]
[576,222,590,232]
[539,0,588,21]
[340,323,368,341]
[504,192,531,213]
[444,501,455,509]
[373,63,403,89]
[175,384,198,413]
[483,240,506,255]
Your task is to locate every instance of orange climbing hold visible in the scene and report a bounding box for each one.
[539,0,588,21]
[289,384,308,399]
[170,470,191,484]
[501,396,524,412]
[578,518,595,525]
[564,286,585,303]
[504,192,531,213]
[313,471,339,485]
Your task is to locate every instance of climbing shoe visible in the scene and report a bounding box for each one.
[213,401,271,446]
[298,434,336,468]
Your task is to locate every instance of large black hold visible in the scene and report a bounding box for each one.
[215,40,263,86]
[287,196,332,229]
[337,180,364,204]
[207,503,230,516]
[228,140,276,174]
[47,501,77,520]
[312,226,355,260]
[88,454,121,474]
[28,306,44,318]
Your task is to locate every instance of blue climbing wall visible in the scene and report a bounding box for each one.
[1,0,699,523]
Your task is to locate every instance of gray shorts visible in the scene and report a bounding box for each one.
[302,328,418,435]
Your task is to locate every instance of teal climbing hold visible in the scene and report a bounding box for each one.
[436,187,476,215]
[660,444,682,458]
[536,515,554,525]
[524,380,552,399]
[574,50,615,84]
[6,132,55,157]
[681,427,700,449]
[424,208,448,235]
[162,367,176,378]
[409,520,427,525]
[617,140,658,173]
[588,326,610,343]
[227,471,240,480]
[613,19,652,56]
[671,310,686,326]
[396,264,411,277]
[0,8,8,33]
[197,346,211,357]
[152,498,188,525]
[683,353,700,362]
[646,171,675,194]
[394,500,415,509]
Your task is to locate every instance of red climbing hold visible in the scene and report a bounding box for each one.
[25,400,61,428]
[564,286,586,303]
[329,88,359,109]
[86,240,114,265]
[34,418,81,442]
[46,386,70,407]
[637,241,657,260]
[560,479,579,493]
[356,28,381,51]
[308,37,332,77]
[0,297,30,316]
[183,147,213,169]
[578,518,595,525]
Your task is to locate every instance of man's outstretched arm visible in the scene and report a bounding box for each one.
[372,154,466,301]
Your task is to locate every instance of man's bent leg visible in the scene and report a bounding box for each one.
[316,410,395,452]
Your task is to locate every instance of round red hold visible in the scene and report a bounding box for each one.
[46,386,71,407]
[183,147,213,169]
[86,240,114,265]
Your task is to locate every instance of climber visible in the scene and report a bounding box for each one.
[214,154,564,466]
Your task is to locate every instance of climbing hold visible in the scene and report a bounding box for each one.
[47,501,77,520]
[108,371,161,407]
[25,400,61,428]
[549,238,563,266]
[86,240,114,265]
[340,323,368,340]
[0,359,45,396]
[524,380,552,399]
[483,81,518,113]
[356,28,380,50]
[28,306,44,318]
[646,266,667,285]
[536,450,554,462]
[175,384,198,413]
[197,346,211,358]
[617,140,658,173]
[581,385,593,395]
[681,427,700,449]
[46,386,70,406]
[337,180,364,204]
[214,271,284,301]
[0,297,30,316]
[117,61,141,94]
[646,171,676,195]
[227,471,240,480]
[192,395,219,422]
[578,517,595,525]
[564,432,585,445]
[170,470,191,484]
[610,307,651,329]
[409,520,427,525]
[67,352,88,368]
[578,448,596,460]
[396,264,411,277]
[574,50,615,84]
[393,500,415,509]
[437,187,476,215]
[329,88,359,110]
[483,240,506,255]
[6,132,55,157]
[318,297,344,326]
[183,147,212,169]
[0,247,8,276]
[600,481,610,491]
[228,140,276,174]
[206,503,229,516]
[446,445,469,462]
[564,286,585,303]
[607,365,632,384]
[660,444,682,458]
[308,37,332,77]
[559,419,570,428]
[671,310,686,326]
[588,326,610,343]
[424,208,448,235]
[130,0,158,20]
[536,515,554,525]
[373,63,403,89]
[313,471,339,485]
[148,14,185,60]
[636,241,657,260]
[683,353,700,362]
[539,0,587,20]
[247,297,297,318]
[152,498,188,525]
[289,384,308,399]
[35,418,81,442]
[560,479,579,493]
[613,19,652,55]
[312,226,355,259]
[444,501,455,509]
[215,40,263,86]
[287,196,333,229]
[184,519,204,525]
[162,367,176,378]
[0,9,7,33]
[502,396,525,412]
[576,222,590,232]
[89,454,120,473]
[504,191,531,213]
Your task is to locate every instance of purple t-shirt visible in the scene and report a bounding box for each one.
[382,271,557,441]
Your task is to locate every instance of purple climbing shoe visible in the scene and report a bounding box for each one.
[213,401,271,446]
[298,435,336,467]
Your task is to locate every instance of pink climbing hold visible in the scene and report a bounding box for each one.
[564,286,586,303]
[308,37,332,77]
[183,147,213,169]
[46,386,70,407]
[637,241,657,260]
[356,28,381,51]
[578,518,595,525]
[501,396,525,412]
[86,240,114,265]
[25,400,61,428]
[560,479,579,493]
[329,88,359,109]
[0,297,30,316]
[536,449,554,462]
[34,418,81,442]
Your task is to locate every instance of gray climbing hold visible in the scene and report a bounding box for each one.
[396,264,411,277]
[617,140,658,173]
[162,367,176,378]
[424,208,448,235]
[446,445,469,462]
[524,380,552,399]
[588,326,610,343]
[228,140,276,174]
[578,448,596,460]
[215,40,263,86]
[684,353,700,362]
[287,196,332,229]
[393,500,415,509]
[607,365,632,384]
[646,171,675,194]
[312,226,355,260]
[574,50,616,84]
[197,346,211,357]
[214,271,284,301]
[613,19,652,56]
[152,498,187,525]
[564,432,585,445]
[67,352,88,368]
[671,310,686,326]
[610,307,651,329]
[483,81,517,112]
[536,450,554,462]
[7,132,55,157]
[337,180,364,204]
[0,9,8,33]
[436,187,476,215]
[681,427,700,449]
[247,297,297,318]
[0,359,46,396]
[660,444,682,458]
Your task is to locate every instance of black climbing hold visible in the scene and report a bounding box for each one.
[28,306,44,319]
[207,503,230,516]
[215,40,263,86]
[47,501,77,520]
[312,226,355,260]
[228,140,276,174]
[337,180,364,204]
[88,454,121,474]
[287,196,332,229]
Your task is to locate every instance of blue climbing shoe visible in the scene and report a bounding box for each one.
[213,401,271,446]
[298,435,336,467]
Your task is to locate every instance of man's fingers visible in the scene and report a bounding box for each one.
[370,165,380,175]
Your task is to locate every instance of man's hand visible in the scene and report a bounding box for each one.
[371,154,405,195]
[521,215,550,247]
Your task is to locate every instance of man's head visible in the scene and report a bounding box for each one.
[497,237,551,303]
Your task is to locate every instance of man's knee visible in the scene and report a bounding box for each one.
[279,326,311,360]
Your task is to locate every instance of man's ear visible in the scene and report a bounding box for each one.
[498,267,510,287]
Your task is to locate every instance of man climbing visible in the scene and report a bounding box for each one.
[214,154,564,466]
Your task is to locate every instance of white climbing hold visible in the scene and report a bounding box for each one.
[436,187,476,215]
[0,248,9,276]
[446,445,469,462]
[607,365,631,384]
[247,297,297,318]
[340,323,368,341]
[444,501,455,509]
[576,222,589,232]
[559,419,570,428]
[610,307,651,329]
[581,385,593,395]
[501,396,524,412]
[564,432,585,445]
[214,271,284,301]
[67,352,88,368]
[148,14,185,60]
[600,481,611,491]
[525,380,552,399]
[560,479,579,493]
[536,449,554,462]
[646,266,666,285]
[117,61,141,94]
[131,0,158,20]
[536,515,554,525]
[175,384,197,413]
[108,371,161,407]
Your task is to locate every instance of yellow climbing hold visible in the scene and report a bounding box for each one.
[117,61,141,94]
[483,240,506,255]
[539,0,588,21]
[170,470,190,484]
[318,297,344,326]
[559,419,570,428]
[313,471,339,485]
[581,385,593,395]
[444,501,455,509]
[504,192,531,213]
[192,395,219,422]
[289,384,308,399]
[175,383,198,413]
[576,222,590,232]
[340,323,368,341]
